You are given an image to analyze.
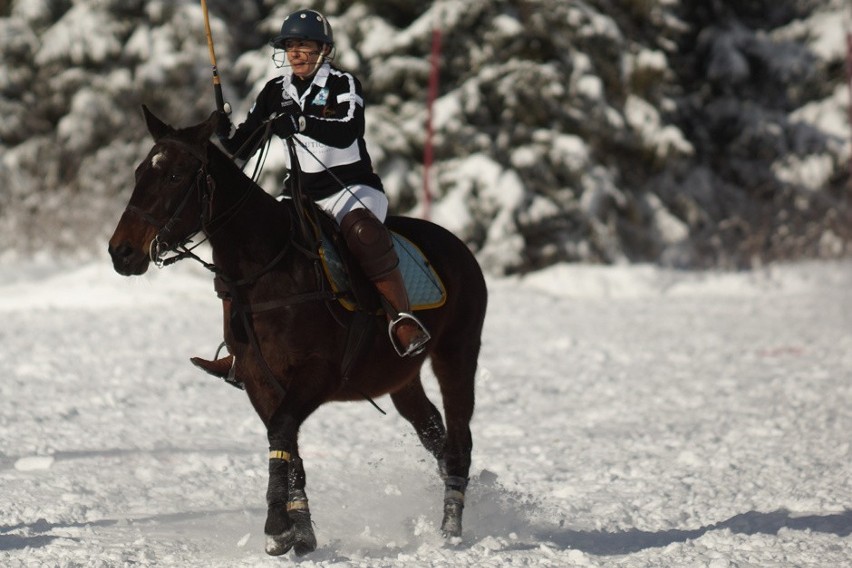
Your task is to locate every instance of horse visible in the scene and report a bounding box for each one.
[107,106,488,556]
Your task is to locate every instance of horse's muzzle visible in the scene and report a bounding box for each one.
[108,240,151,276]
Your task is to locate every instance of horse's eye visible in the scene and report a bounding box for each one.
[169,174,182,184]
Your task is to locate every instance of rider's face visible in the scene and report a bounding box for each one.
[284,39,324,79]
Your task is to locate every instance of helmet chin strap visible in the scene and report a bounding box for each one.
[308,45,334,76]
[307,52,325,77]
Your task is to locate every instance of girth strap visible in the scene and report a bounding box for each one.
[232,290,338,314]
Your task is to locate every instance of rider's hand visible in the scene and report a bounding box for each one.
[271,98,305,138]
[271,110,306,138]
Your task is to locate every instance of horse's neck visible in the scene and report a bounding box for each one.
[205,154,291,275]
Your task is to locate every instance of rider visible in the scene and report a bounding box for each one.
[192,9,429,379]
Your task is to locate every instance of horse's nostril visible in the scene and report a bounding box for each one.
[109,242,134,262]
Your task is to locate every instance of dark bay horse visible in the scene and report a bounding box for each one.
[107,106,487,556]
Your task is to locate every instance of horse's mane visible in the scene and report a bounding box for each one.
[203,136,281,207]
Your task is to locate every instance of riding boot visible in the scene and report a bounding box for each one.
[373,268,431,357]
[190,352,235,379]
[190,299,243,388]
[340,208,430,357]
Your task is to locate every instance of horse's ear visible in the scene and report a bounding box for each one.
[185,110,220,150]
[142,104,173,141]
[201,110,220,141]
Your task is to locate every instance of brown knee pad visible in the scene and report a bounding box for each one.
[340,209,399,280]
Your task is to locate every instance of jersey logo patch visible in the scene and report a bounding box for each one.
[312,88,329,106]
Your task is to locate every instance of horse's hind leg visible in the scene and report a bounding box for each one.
[390,376,447,470]
[430,348,478,539]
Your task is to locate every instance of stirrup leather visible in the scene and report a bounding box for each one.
[388,312,431,357]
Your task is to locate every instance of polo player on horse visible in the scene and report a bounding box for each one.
[192,9,430,379]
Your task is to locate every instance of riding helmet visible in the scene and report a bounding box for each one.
[270,9,334,48]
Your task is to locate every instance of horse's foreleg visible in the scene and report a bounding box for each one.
[264,412,317,557]
[286,454,317,556]
[264,447,296,556]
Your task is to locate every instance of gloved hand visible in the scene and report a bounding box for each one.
[215,110,232,139]
[271,99,306,138]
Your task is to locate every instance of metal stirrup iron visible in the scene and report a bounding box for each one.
[388,311,431,357]
[216,341,242,389]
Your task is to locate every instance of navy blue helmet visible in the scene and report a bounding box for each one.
[270,9,334,48]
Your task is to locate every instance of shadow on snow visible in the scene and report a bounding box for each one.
[1,467,849,557]
[465,471,852,556]
[527,509,852,556]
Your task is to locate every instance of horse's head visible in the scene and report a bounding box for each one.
[108,106,220,275]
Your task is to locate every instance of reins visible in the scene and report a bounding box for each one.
[130,124,391,412]
[129,129,341,401]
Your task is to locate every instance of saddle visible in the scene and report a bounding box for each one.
[314,210,446,315]
[202,205,446,390]
[313,209,445,379]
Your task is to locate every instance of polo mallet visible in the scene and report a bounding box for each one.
[200,0,230,115]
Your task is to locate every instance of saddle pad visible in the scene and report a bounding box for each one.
[320,232,447,312]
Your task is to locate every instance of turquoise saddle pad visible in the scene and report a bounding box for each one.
[320,232,446,312]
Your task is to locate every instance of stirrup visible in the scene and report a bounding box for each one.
[213,341,240,384]
[222,358,242,390]
[197,342,243,390]
[388,312,431,357]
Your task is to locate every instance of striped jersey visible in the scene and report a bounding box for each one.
[220,62,383,200]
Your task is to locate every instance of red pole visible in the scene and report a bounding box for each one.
[423,27,441,220]
[847,30,852,185]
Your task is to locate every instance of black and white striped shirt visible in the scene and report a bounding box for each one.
[220,62,383,200]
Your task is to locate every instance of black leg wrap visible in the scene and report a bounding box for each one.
[441,475,467,538]
[287,457,317,556]
[265,449,295,556]
[266,451,291,512]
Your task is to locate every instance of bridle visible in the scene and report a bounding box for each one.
[130,177,210,269]
[122,132,382,408]
[123,135,340,313]
[126,140,212,269]
[124,136,341,400]
[125,138,261,271]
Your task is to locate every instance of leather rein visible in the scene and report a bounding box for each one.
[126,137,339,398]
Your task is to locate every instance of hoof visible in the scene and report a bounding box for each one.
[291,510,317,556]
[265,527,295,556]
[441,500,463,539]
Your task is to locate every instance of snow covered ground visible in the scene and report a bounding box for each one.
[0,254,850,567]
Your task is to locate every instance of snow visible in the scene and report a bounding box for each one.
[624,95,694,160]
[3,1,850,268]
[548,133,590,173]
[35,4,123,67]
[771,153,836,192]
[1,255,850,566]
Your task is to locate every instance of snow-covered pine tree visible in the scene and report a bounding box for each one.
[0,0,848,271]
